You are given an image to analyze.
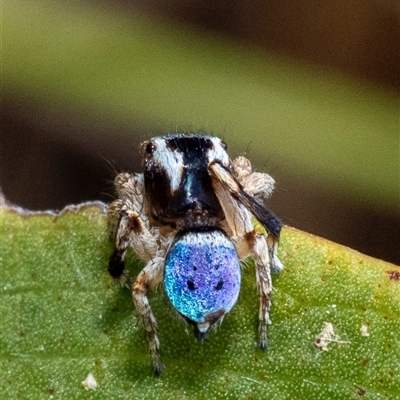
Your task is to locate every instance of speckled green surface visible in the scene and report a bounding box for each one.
[1,204,399,399]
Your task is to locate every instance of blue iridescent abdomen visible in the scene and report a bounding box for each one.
[164,230,241,324]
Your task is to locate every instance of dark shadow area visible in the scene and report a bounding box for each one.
[2,100,399,265]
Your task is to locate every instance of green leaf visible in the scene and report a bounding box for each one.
[1,204,399,399]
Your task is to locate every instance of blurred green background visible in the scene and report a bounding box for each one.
[1,0,399,263]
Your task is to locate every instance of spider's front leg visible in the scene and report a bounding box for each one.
[230,229,275,349]
[108,172,153,282]
[208,160,283,349]
[232,156,283,273]
[132,256,166,375]
[108,172,165,373]
[247,231,274,349]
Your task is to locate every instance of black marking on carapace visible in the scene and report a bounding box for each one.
[165,135,214,153]
[144,135,224,228]
[146,142,155,154]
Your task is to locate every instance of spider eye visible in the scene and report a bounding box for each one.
[221,140,227,150]
[145,142,156,154]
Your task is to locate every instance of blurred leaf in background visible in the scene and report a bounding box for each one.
[2,0,399,263]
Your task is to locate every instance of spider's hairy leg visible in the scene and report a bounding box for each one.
[249,232,273,349]
[109,172,147,232]
[232,157,283,273]
[107,172,156,284]
[108,206,159,286]
[108,171,165,373]
[231,231,274,349]
[132,256,165,375]
[209,160,283,273]
[208,160,281,348]
[108,199,129,280]
[232,156,276,201]
[114,172,146,204]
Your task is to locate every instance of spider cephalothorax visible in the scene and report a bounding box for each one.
[108,133,283,374]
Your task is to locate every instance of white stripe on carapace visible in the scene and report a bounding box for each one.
[207,137,230,167]
[152,137,185,192]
